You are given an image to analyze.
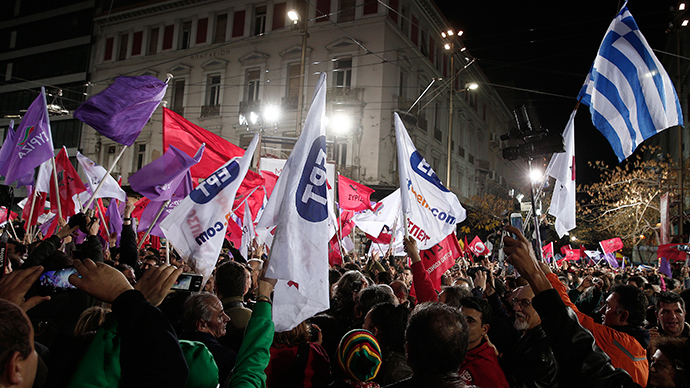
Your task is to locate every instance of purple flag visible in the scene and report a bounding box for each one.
[74,76,168,146]
[138,172,193,237]
[129,144,203,201]
[0,120,15,167]
[0,87,55,186]
[660,256,673,278]
[604,252,619,268]
[106,198,123,247]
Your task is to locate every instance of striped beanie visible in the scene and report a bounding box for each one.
[336,329,383,382]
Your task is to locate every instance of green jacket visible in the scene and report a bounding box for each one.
[228,301,274,388]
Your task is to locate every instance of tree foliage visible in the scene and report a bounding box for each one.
[578,148,670,247]
[467,193,514,232]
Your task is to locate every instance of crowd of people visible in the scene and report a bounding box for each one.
[1,201,690,388]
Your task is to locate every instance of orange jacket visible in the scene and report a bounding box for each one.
[546,273,648,387]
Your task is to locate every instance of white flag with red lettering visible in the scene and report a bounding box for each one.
[256,73,331,331]
[395,113,465,250]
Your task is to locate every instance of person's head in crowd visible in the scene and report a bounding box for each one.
[401,267,413,287]
[511,285,541,331]
[335,329,382,384]
[146,247,160,259]
[504,276,517,293]
[272,321,311,348]
[389,280,409,306]
[0,299,37,388]
[74,306,110,336]
[656,292,687,337]
[603,285,647,328]
[182,292,230,339]
[458,297,492,350]
[363,302,409,353]
[558,276,570,289]
[159,246,167,257]
[343,262,361,272]
[355,285,397,319]
[376,271,392,285]
[215,261,250,299]
[648,337,686,388]
[217,253,231,265]
[405,302,469,377]
[334,270,368,305]
[140,255,159,272]
[439,285,471,308]
[452,277,472,291]
[138,249,148,260]
[247,258,263,290]
[116,264,137,285]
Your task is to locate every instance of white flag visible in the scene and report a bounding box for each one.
[351,189,401,237]
[394,113,465,250]
[547,111,576,238]
[256,73,330,331]
[36,159,52,194]
[76,152,126,202]
[160,134,259,283]
[240,200,256,260]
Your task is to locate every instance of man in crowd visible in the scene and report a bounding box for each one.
[500,285,560,387]
[650,291,690,343]
[458,297,508,388]
[215,260,253,353]
[0,299,38,388]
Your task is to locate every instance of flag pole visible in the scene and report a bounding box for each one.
[6,217,19,241]
[50,157,62,220]
[82,145,128,212]
[165,238,171,265]
[137,200,169,250]
[97,201,110,237]
[25,188,37,243]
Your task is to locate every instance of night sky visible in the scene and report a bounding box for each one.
[434,0,679,185]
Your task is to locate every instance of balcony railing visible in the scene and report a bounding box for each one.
[327,87,364,103]
[239,100,261,115]
[201,105,220,118]
[282,96,298,110]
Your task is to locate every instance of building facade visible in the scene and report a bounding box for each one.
[81,0,518,203]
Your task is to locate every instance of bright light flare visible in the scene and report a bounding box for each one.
[288,10,300,23]
[250,111,259,124]
[328,113,353,135]
[530,168,543,183]
[263,105,281,123]
[444,43,451,50]
[680,3,686,10]
[683,19,689,27]
[465,82,479,90]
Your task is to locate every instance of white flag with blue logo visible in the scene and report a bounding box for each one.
[160,134,259,284]
[395,113,465,250]
[256,73,330,331]
[578,2,683,162]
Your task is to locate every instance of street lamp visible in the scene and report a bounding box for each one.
[288,7,309,136]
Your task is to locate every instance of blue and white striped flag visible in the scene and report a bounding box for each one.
[578,3,683,162]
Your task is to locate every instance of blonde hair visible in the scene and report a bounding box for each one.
[74,306,110,336]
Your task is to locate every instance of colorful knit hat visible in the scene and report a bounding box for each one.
[336,329,383,382]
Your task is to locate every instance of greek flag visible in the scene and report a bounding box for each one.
[578,3,683,162]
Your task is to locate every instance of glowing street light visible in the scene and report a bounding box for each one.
[465,82,479,90]
[530,168,543,183]
[288,10,300,23]
[263,105,281,123]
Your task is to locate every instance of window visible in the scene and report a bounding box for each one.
[245,69,261,101]
[179,21,192,49]
[388,0,398,22]
[214,14,227,43]
[363,0,377,15]
[272,3,286,30]
[147,27,159,55]
[162,25,174,50]
[131,31,143,56]
[336,142,347,165]
[104,37,114,61]
[420,30,428,57]
[254,6,267,36]
[400,6,409,34]
[134,144,146,171]
[172,79,185,115]
[232,10,246,38]
[206,74,221,106]
[286,63,301,107]
[316,0,330,22]
[196,18,208,44]
[117,33,128,60]
[468,153,474,165]
[410,15,418,45]
[333,58,352,89]
[339,0,355,22]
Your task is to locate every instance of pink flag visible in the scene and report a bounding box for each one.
[542,242,554,261]
[419,233,461,291]
[599,237,624,254]
[338,175,375,211]
[469,236,490,256]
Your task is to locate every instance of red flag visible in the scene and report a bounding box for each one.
[541,242,554,260]
[163,108,244,181]
[579,244,587,259]
[338,175,374,211]
[260,170,279,199]
[22,189,48,230]
[560,244,572,255]
[340,210,355,236]
[469,236,490,256]
[50,148,87,218]
[131,197,150,220]
[657,244,688,262]
[96,198,109,242]
[464,236,471,256]
[0,207,19,225]
[599,237,624,254]
[419,233,461,291]
[366,231,392,244]
[224,218,243,247]
[233,170,265,221]
[564,248,579,261]
[329,235,343,266]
